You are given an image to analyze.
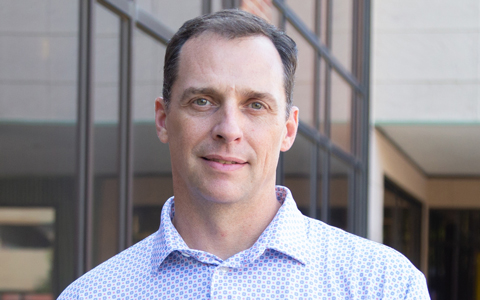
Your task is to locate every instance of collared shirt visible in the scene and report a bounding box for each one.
[58,186,430,299]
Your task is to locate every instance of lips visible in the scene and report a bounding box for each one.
[202,155,247,165]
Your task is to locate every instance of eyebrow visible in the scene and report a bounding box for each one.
[180,87,220,101]
[180,87,276,103]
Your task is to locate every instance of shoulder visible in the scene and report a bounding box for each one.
[302,216,429,298]
[57,233,157,299]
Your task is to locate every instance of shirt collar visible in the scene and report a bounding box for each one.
[151,186,310,271]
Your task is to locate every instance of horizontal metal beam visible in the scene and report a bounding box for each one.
[136,7,174,44]
[97,0,174,44]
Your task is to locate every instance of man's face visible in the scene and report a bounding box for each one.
[155,33,298,204]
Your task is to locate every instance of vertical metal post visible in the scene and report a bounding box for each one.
[222,0,240,9]
[359,0,371,237]
[276,0,287,187]
[309,144,318,219]
[313,0,322,131]
[118,4,134,251]
[277,0,286,31]
[321,0,332,223]
[202,0,212,14]
[76,0,95,276]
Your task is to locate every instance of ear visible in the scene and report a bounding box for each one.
[155,97,169,143]
[281,106,299,152]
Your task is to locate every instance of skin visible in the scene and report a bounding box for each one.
[155,32,299,260]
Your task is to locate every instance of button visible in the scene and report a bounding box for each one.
[181,252,190,258]
[218,267,229,273]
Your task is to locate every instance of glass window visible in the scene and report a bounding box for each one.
[136,0,202,32]
[331,0,352,71]
[330,70,352,153]
[0,207,55,299]
[429,210,480,300]
[285,23,316,128]
[91,4,120,268]
[316,147,326,220]
[284,133,313,216]
[285,0,316,32]
[0,0,78,293]
[132,28,172,244]
[329,155,350,231]
[383,179,421,268]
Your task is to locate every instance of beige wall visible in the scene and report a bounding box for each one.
[428,178,480,208]
[368,128,429,273]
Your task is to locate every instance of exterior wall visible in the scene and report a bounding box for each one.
[428,178,480,208]
[371,0,480,124]
[368,128,429,273]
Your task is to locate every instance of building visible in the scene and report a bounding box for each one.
[0,1,477,299]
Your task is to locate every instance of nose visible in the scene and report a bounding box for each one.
[212,105,243,143]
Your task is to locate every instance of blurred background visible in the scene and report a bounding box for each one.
[0,0,478,299]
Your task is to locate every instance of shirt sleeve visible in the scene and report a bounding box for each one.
[404,268,431,300]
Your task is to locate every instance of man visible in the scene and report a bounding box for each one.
[59,10,429,299]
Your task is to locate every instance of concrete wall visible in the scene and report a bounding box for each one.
[371,0,480,124]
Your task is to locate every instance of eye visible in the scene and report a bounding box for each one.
[249,102,264,110]
[193,98,210,106]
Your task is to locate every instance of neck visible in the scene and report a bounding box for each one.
[171,187,281,260]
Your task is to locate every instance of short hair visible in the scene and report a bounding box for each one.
[162,9,297,117]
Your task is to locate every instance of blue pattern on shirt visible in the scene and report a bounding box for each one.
[58,186,430,299]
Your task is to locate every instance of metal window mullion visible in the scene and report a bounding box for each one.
[313,0,322,131]
[347,166,355,233]
[276,152,285,186]
[76,0,95,277]
[321,147,329,223]
[222,0,240,9]
[309,144,318,219]
[275,0,287,187]
[202,0,212,14]
[360,0,371,237]
[118,14,134,252]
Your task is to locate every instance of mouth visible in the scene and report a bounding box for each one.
[202,155,247,165]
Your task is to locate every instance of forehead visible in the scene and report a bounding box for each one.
[173,32,285,102]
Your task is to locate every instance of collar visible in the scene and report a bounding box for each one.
[151,186,310,271]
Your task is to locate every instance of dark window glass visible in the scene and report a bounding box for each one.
[316,147,326,220]
[383,179,421,268]
[284,133,313,216]
[329,155,350,231]
[429,210,480,300]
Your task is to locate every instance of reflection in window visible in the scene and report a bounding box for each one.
[429,210,480,300]
[383,179,421,268]
[92,3,120,268]
[330,71,352,153]
[284,133,313,216]
[329,155,349,231]
[285,23,315,128]
[132,28,172,243]
[0,207,55,299]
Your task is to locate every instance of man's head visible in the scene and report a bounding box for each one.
[162,9,297,117]
[155,10,299,205]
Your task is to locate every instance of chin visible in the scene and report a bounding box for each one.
[196,184,248,204]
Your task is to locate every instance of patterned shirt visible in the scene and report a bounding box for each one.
[58,186,430,299]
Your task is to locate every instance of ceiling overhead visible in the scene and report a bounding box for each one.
[378,124,480,176]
